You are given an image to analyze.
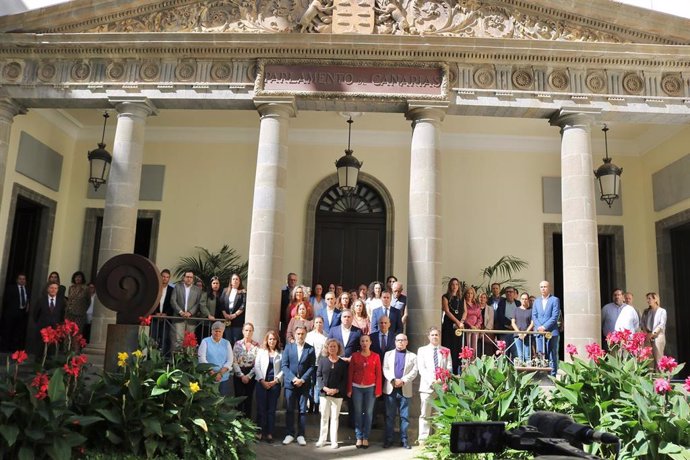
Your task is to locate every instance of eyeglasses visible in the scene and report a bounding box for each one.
[395,339,407,342]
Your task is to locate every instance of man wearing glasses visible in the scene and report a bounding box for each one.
[382,334,418,449]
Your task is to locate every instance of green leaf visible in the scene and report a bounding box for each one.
[46,437,70,460]
[145,438,160,458]
[156,373,169,387]
[24,429,45,441]
[0,425,19,447]
[193,418,208,432]
[66,415,103,427]
[96,408,122,424]
[18,447,33,460]
[106,429,123,444]
[48,368,66,403]
[442,406,457,418]
[151,386,169,397]
[142,417,163,437]
[0,402,17,419]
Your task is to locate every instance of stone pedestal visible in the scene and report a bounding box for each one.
[550,109,602,356]
[405,102,447,350]
[88,99,156,362]
[245,97,296,341]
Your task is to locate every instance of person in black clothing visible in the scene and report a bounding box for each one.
[1,273,30,351]
[441,278,463,373]
[316,338,348,448]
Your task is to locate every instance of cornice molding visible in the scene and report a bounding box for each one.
[1,0,688,45]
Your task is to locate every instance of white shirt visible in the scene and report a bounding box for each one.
[86,295,95,323]
[614,304,640,332]
[297,343,304,362]
[327,308,335,325]
[541,297,548,312]
[306,330,327,358]
[159,286,168,313]
[184,285,191,311]
[227,288,237,310]
[341,325,351,347]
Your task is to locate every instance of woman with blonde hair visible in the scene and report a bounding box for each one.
[288,285,314,320]
[641,292,668,368]
[315,338,348,448]
[254,330,283,442]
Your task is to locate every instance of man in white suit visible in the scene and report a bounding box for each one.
[382,334,418,449]
[417,326,453,443]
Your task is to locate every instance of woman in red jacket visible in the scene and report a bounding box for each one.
[347,334,382,449]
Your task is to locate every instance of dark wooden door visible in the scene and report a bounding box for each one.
[4,196,43,288]
[313,184,386,291]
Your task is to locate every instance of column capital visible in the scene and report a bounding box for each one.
[405,100,448,123]
[253,96,297,118]
[0,98,27,121]
[108,97,158,118]
[549,108,602,129]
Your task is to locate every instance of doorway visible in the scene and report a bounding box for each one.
[670,224,690,374]
[4,196,43,289]
[80,208,161,283]
[312,183,386,290]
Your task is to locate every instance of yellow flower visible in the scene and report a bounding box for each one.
[117,352,128,361]
[132,350,143,359]
[117,359,127,368]
[189,382,200,394]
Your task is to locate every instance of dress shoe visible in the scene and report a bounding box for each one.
[266,437,274,444]
[383,441,392,448]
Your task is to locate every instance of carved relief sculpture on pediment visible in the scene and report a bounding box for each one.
[78,0,628,42]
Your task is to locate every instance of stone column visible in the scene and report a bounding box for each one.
[0,98,27,213]
[405,101,447,350]
[88,99,156,358]
[245,97,296,341]
[550,109,601,356]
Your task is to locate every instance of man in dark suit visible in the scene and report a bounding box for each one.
[370,315,396,363]
[371,291,404,336]
[169,270,202,350]
[316,291,340,334]
[391,281,408,330]
[1,273,30,351]
[151,269,174,355]
[495,287,521,358]
[281,325,316,446]
[328,309,362,360]
[32,282,65,356]
[280,272,298,344]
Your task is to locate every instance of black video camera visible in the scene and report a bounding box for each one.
[450,412,619,459]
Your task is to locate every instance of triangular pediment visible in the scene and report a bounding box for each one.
[1,0,689,44]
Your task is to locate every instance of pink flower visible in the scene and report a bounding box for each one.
[585,343,606,363]
[496,341,507,353]
[61,319,80,337]
[11,350,28,364]
[40,326,59,345]
[565,344,578,356]
[606,329,630,346]
[439,347,450,358]
[434,367,451,382]
[637,347,653,362]
[654,378,671,395]
[441,383,449,392]
[658,356,678,373]
[458,346,474,360]
[684,376,690,393]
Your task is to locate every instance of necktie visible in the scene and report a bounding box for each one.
[49,298,55,311]
[384,308,388,317]
[434,347,439,368]
[20,286,26,307]
[381,333,386,350]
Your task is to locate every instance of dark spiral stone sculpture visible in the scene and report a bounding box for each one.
[95,254,162,324]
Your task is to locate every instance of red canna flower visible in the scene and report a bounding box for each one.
[684,376,690,393]
[139,315,152,326]
[77,335,87,349]
[637,347,653,362]
[439,347,450,358]
[434,367,451,382]
[585,342,606,363]
[658,356,678,373]
[61,319,80,337]
[64,355,89,378]
[565,344,578,356]
[30,373,49,400]
[11,350,28,364]
[40,326,59,345]
[458,346,474,360]
[182,331,198,348]
[654,378,671,395]
[496,341,507,354]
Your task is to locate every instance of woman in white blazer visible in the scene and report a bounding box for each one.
[253,330,283,443]
[642,292,668,368]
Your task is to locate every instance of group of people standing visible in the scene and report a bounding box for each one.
[0,270,96,353]
[601,288,668,367]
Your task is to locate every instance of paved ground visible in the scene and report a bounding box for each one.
[255,439,424,460]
